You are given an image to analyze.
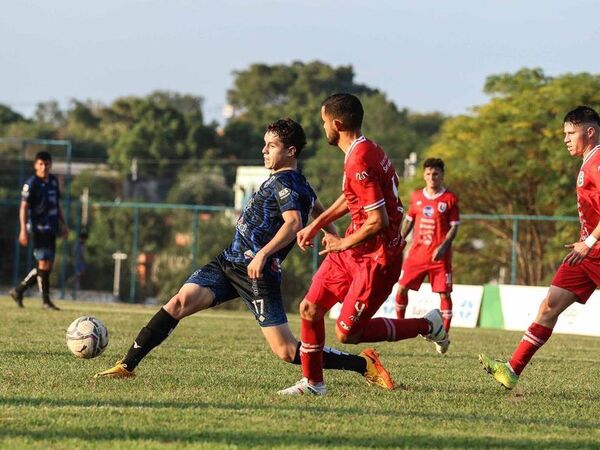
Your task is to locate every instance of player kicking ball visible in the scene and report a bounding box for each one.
[395,158,459,354]
[95,118,394,391]
[480,106,600,389]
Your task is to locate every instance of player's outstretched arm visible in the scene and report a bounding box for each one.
[320,204,388,255]
[400,217,415,241]
[297,194,348,251]
[311,199,338,236]
[247,210,303,278]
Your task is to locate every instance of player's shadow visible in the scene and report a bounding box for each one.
[0,396,597,448]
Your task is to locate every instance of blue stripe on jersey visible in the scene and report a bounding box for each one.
[223,170,316,265]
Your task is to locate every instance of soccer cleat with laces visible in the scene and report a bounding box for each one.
[94,361,136,379]
[435,336,451,355]
[478,354,519,389]
[360,348,395,390]
[423,309,447,344]
[9,289,24,308]
[277,378,326,396]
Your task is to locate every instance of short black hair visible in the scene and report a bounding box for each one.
[34,151,52,162]
[423,158,445,172]
[321,93,364,130]
[265,118,307,158]
[563,106,600,127]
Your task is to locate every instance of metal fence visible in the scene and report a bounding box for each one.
[0,197,582,302]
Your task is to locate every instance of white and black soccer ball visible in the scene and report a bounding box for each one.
[66,316,109,359]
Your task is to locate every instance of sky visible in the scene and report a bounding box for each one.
[2,0,600,124]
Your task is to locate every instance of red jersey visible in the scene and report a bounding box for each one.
[576,144,600,259]
[342,136,404,264]
[406,188,459,264]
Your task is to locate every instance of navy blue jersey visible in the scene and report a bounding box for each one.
[21,174,61,234]
[224,170,316,266]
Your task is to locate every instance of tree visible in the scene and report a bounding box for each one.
[424,68,600,285]
[0,104,25,126]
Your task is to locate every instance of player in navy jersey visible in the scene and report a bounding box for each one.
[96,118,394,390]
[10,151,67,310]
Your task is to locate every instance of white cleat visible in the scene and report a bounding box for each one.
[435,337,451,355]
[277,378,327,396]
[423,309,448,349]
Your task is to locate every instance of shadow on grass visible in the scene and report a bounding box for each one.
[0,422,596,449]
[1,395,598,434]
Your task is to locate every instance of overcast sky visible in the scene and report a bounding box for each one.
[2,0,599,123]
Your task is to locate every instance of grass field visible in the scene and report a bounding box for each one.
[1,297,599,449]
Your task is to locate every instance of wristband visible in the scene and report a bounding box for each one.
[584,235,598,248]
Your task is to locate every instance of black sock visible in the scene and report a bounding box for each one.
[17,268,38,294]
[37,269,50,303]
[292,342,367,374]
[122,308,179,371]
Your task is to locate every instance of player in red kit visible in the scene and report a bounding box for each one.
[395,158,459,354]
[480,106,600,389]
[278,93,448,396]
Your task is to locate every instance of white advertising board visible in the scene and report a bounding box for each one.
[499,285,600,337]
[329,283,483,329]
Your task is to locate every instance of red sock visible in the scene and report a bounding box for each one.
[440,296,453,332]
[395,291,408,319]
[508,322,553,375]
[358,318,429,342]
[300,317,325,383]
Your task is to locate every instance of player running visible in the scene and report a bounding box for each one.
[480,106,600,389]
[95,118,394,390]
[10,151,67,310]
[395,158,459,354]
[279,94,447,396]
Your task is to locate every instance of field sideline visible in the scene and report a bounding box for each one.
[1,297,599,449]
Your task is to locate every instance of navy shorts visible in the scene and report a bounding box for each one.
[185,253,287,327]
[33,232,56,262]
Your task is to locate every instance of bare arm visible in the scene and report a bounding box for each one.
[320,204,389,254]
[311,199,338,235]
[247,209,303,278]
[433,224,459,261]
[297,194,348,250]
[400,218,415,240]
[563,221,600,266]
[18,200,29,246]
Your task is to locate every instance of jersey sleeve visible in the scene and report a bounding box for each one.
[406,191,418,221]
[448,193,460,225]
[273,177,302,213]
[346,153,385,212]
[21,179,32,202]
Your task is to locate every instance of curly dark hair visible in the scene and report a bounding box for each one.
[265,118,307,158]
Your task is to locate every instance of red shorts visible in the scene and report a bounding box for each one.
[305,250,401,335]
[399,257,452,293]
[551,257,600,303]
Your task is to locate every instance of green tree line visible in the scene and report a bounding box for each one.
[1,63,597,305]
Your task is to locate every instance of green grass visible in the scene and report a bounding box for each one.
[1,297,599,449]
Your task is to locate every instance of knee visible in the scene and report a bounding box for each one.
[299,299,323,321]
[537,298,557,321]
[38,261,52,271]
[335,326,360,344]
[164,293,189,320]
[272,345,296,363]
[397,285,408,296]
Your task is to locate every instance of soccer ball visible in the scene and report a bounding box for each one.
[66,316,109,359]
